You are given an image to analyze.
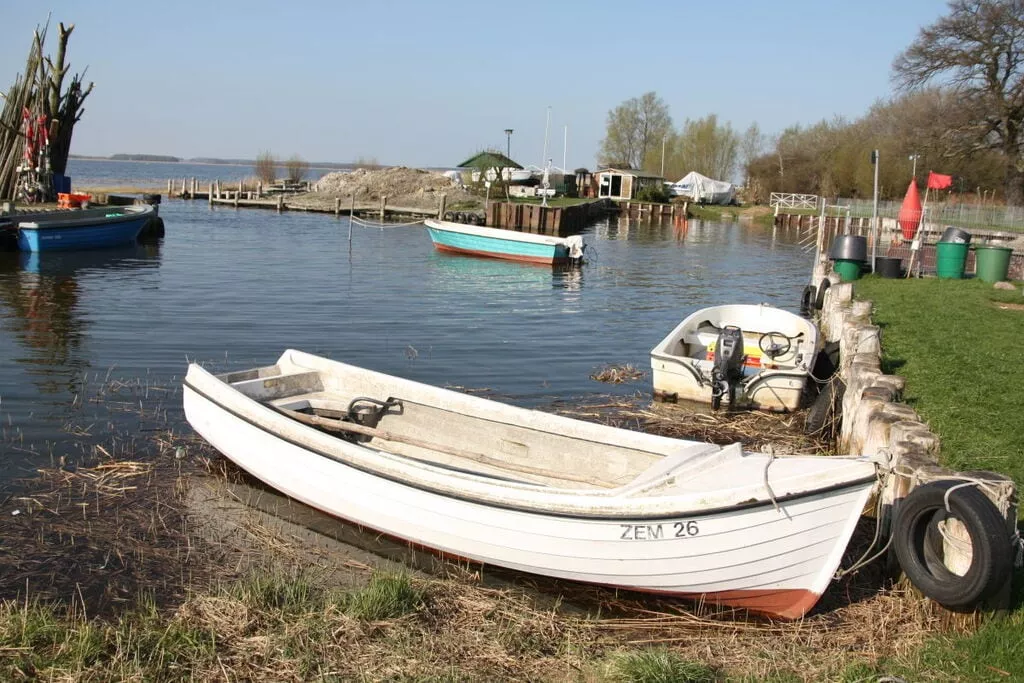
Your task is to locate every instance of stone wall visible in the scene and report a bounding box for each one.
[812,262,1018,607]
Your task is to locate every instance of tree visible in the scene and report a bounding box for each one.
[285,154,309,183]
[740,123,764,184]
[673,114,740,181]
[893,0,1024,203]
[598,92,673,171]
[255,151,277,183]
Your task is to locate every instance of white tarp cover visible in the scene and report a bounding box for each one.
[670,171,735,204]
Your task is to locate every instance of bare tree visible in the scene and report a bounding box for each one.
[598,92,673,171]
[285,154,309,183]
[893,0,1024,202]
[740,123,764,184]
[255,150,277,184]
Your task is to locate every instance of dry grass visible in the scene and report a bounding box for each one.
[0,378,986,681]
[590,364,648,384]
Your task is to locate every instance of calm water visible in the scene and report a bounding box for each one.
[0,192,812,487]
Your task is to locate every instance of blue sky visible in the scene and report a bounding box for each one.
[1,1,950,169]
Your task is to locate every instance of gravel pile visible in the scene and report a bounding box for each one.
[311,167,456,200]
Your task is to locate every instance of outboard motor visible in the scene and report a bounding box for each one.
[565,235,585,265]
[710,325,744,409]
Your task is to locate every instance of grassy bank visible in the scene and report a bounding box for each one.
[849,275,1024,682]
[687,203,774,227]
[854,277,1024,492]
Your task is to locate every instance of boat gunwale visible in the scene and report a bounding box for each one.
[424,218,571,247]
[16,204,153,231]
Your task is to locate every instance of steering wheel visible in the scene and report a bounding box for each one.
[758,331,792,359]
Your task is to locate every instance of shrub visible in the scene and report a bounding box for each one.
[255,151,277,184]
[635,185,671,203]
[285,155,309,183]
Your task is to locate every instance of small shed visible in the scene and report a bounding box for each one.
[595,168,664,200]
[457,151,524,183]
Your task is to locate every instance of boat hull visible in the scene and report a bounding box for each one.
[183,352,876,619]
[651,304,819,412]
[16,206,153,252]
[651,361,808,412]
[425,219,570,265]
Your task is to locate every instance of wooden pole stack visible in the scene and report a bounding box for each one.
[0,20,93,201]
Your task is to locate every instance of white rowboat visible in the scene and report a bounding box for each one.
[184,349,878,618]
[651,304,820,411]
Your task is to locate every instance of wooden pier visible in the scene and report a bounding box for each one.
[484,199,613,234]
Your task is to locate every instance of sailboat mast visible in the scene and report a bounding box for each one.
[542,106,551,166]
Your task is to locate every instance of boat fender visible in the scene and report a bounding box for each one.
[443,211,455,221]
[814,278,831,311]
[892,480,1013,611]
[800,285,816,317]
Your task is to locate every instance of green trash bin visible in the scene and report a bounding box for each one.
[833,259,862,282]
[935,242,969,279]
[974,245,1013,283]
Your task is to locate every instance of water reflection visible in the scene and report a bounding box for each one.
[0,244,162,394]
[426,251,565,294]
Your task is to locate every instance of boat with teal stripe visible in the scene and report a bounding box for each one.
[424,218,584,265]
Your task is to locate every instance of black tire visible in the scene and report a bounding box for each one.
[805,377,844,434]
[814,278,831,310]
[443,211,454,221]
[800,285,816,317]
[142,192,162,205]
[892,480,1013,611]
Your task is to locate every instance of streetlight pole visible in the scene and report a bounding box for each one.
[909,153,919,180]
[871,149,880,272]
[661,135,667,178]
[504,129,513,159]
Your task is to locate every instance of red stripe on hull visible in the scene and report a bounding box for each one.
[433,243,564,265]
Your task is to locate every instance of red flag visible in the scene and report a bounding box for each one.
[927,171,953,190]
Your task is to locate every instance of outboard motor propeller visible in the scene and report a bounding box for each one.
[710,325,744,410]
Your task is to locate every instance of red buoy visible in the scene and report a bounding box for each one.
[898,180,922,240]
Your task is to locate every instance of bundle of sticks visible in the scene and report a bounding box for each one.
[0,19,93,202]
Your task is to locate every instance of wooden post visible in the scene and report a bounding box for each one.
[208,182,213,206]
[181,177,187,197]
[191,177,197,196]
[438,193,447,220]
[335,197,341,216]
[380,195,387,221]
[234,189,239,208]
[166,179,172,194]
[348,195,355,249]
[277,195,284,213]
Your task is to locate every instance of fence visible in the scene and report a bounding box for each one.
[835,197,1024,233]
[769,192,819,210]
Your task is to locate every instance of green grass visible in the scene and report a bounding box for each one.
[853,277,1024,494]
[343,572,425,621]
[851,275,1024,681]
[606,647,716,683]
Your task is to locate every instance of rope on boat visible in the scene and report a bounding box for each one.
[834,469,892,579]
[833,470,1022,579]
[761,449,782,514]
[349,215,425,229]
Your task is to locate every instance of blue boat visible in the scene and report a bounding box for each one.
[424,218,584,265]
[7,204,155,252]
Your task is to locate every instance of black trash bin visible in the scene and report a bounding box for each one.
[874,256,902,278]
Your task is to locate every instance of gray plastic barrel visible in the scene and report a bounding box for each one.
[830,235,868,261]
[939,227,972,244]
